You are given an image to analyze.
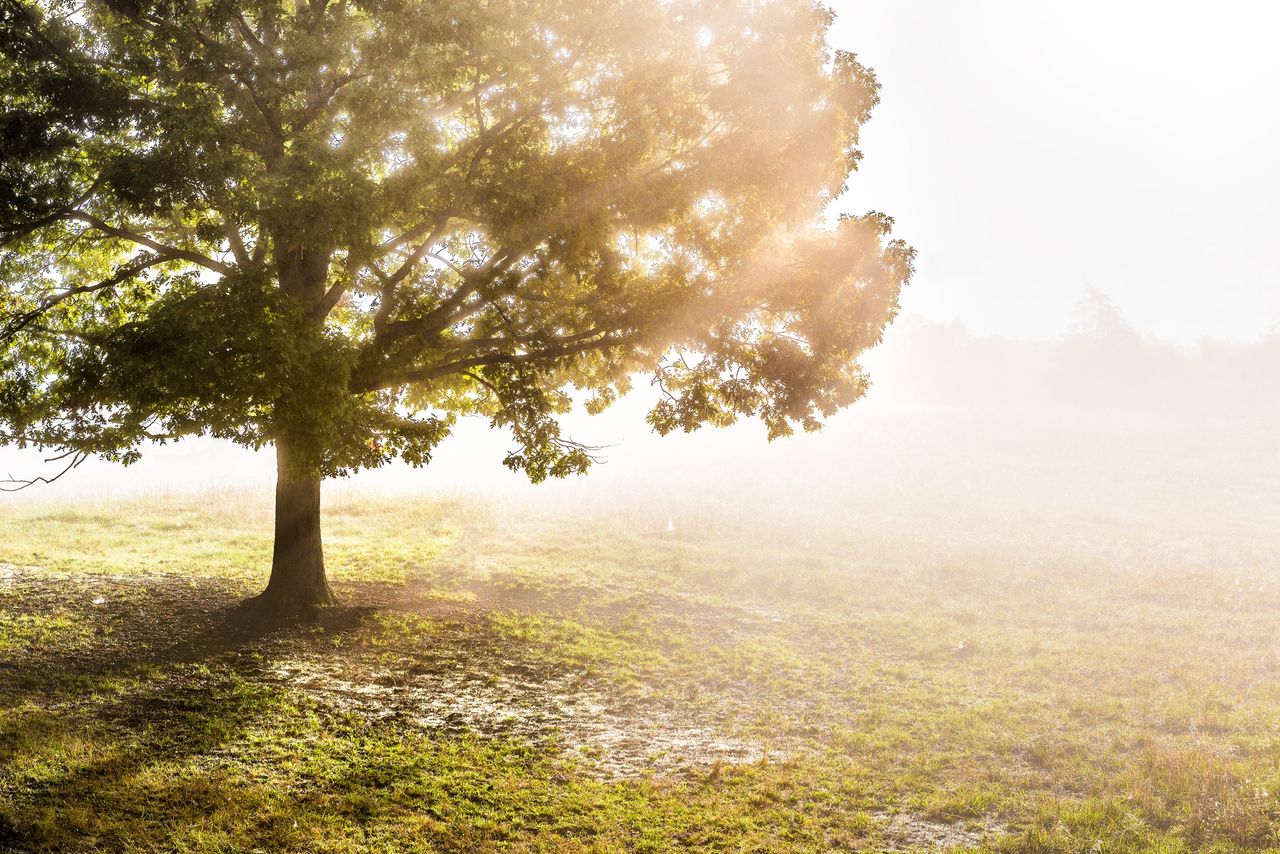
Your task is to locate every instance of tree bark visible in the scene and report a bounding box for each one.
[256,438,333,612]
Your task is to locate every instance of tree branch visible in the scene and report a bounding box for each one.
[295,68,370,131]
[71,213,233,275]
[224,218,251,267]
[360,331,624,393]
[0,252,175,345]
[0,451,88,492]
[376,250,515,345]
[310,250,364,322]
[232,12,270,61]
[0,183,100,244]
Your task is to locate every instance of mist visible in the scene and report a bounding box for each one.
[5,283,1276,556]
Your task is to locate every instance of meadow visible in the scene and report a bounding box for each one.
[0,410,1277,852]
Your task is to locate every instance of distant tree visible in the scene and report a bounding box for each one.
[0,0,912,612]
[1067,284,1140,345]
[1059,285,1149,406]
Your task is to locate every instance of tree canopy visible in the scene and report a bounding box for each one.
[0,0,912,486]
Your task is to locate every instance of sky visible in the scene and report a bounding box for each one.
[829,0,1280,343]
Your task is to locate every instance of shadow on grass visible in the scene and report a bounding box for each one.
[0,566,803,851]
[0,567,383,690]
[0,569,392,851]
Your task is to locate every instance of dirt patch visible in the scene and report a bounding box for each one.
[875,811,1002,851]
[268,651,767,778]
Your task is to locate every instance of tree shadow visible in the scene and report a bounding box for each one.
[0,570,381,694]
[0,570,389,851]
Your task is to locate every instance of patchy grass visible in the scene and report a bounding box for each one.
[1,433,1279,853]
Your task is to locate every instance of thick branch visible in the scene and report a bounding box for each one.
[232,12,270,61]
[374,251,513,346]
[383,216,454,289]
[224,219,251,267]
[295,69,370,131]
[187,26,286,147]
[310,251,364,322]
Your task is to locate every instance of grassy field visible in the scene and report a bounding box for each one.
[1,412,1279,852]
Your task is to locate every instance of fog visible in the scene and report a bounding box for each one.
[834,0,1280,343]
[4,284,1276,559]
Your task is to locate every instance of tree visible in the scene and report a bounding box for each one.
[0,0,913,613]
[1059,285,1149,407]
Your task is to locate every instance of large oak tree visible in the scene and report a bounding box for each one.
[0,0,913,612]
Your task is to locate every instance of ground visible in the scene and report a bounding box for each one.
[0,412,1278,852]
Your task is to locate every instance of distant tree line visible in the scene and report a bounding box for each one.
[872,287,1280,414]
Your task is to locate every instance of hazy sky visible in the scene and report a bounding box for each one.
[830,1,1280,343]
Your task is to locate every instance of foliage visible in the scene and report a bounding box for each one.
[0,0,912,480]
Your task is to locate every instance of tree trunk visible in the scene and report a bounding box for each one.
[256,438,333,612]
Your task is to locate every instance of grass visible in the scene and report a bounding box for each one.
[1,413,1279,852]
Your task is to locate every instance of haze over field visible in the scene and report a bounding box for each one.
[4,296,1275,507]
